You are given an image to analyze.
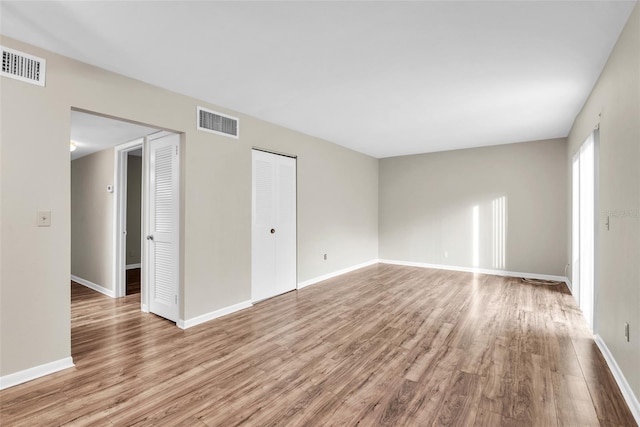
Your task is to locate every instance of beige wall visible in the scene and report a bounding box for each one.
[567,4,639,399]
[380,139,568,276]
[126,154,142,266]
[70,149,115,289]
[1,56,72,376]
[0,36,379,376]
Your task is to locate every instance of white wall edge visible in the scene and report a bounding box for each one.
[594,335,640,425]
[177,300,253,330]
[0,357,75,390]
[71,275,116,298]
[378,259,568,283]
[297,259,379,289]
[126,263,141,270]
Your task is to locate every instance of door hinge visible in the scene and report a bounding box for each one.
[175,295,178,304]
[176,146,178,155]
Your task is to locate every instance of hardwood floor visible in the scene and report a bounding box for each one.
[0,264,636,426]
[126,268,141,295]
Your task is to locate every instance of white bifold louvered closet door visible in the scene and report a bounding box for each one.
[148,133,180,322]
[252,149,297,302]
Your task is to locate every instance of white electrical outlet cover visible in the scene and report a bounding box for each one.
[37,211,51,227]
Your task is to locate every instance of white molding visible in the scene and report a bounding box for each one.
[297,259,379,289]
[378,259,568,283]
[177,300,252,330]
[126,263,141,270]
[71,275,116,298]
[0,357,74,390]
[564,277,573,293]
[594,335,640,425]
[114,138,145,298]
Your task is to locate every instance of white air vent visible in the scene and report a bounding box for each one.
[1,46,46,87]
[197,106,239,139]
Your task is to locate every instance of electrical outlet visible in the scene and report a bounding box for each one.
[323,254,327,261]
[624,322,630,342]
[37,211,51,227]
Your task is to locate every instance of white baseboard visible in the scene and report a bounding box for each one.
[297,259,379,289]
[178,259,380,328]
[177,300,252,330]
[71,275,116,298]
[594,335,640,424]
[126,263,141,270]
[0,357,75,390]
[378,259,568,283]
[564,277,573,293]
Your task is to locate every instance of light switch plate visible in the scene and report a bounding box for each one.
[37,211,51,227]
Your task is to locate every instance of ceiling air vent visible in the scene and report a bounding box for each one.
[197,106,239,139]
[1,46,46,87]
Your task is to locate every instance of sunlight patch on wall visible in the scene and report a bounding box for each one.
[492,196,507,269]
[472,205,480,267]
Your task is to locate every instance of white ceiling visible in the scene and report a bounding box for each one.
[70,110,158,160]
[2,1,636,158]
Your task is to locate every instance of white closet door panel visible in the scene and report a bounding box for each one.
[254,158,274,226]
[148,133,179,322]
[154,146,174,234]
[275,156,296,295]
[153,241,175,305]
[252,150,276,301]
[252,149,296,302]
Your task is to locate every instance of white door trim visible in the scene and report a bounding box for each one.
[113,138,144,298]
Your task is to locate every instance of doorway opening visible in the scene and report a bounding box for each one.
[126,149,143,296]
[70,110,181,324]
[114,141,144,300]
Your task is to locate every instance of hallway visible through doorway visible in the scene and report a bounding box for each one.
[126,268,141,295]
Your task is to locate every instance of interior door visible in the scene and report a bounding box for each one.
[252,149,296,302]
[274,155,296,295]
[147,133,180,322]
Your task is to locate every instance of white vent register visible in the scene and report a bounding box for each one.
[197,106,239,139]
[1,46,46,86]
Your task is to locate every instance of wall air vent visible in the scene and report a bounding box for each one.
[197,106,239,139]
[1,46,46,87]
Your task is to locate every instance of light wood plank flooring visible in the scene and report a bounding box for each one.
[1,264,636,426]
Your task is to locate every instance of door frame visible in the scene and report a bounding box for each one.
[113,138,145,300]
